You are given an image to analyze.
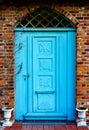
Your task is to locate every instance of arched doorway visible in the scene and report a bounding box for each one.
[14,7,76,121]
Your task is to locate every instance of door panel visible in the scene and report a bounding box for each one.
[33,37,56,114]
[24,32,67,120]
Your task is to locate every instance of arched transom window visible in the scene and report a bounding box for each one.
[15,7,75,28]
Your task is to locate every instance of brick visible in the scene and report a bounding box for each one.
[44,125,54,130]
[77,126,88,130]
[66,125,77,130]
[22,125,32,130]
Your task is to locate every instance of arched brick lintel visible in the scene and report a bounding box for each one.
[55,6,79,27]
[14,5,78,28]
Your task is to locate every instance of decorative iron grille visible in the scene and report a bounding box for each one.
[15,7,75,28]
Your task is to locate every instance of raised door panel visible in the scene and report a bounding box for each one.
[33,37,56,114]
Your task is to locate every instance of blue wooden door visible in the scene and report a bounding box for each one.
[24,31,67,120]
[15,29,76,121]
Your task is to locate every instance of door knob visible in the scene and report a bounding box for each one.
[23,74,29,80]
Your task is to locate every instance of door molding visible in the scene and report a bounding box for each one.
[14,28,76,32]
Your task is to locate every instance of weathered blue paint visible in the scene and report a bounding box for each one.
[14,28,76,121]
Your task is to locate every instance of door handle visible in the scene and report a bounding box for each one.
[23,74,29,80]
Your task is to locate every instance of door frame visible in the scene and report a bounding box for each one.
[14,28,76,121]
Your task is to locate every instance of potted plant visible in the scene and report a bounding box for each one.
[76,103,88,126]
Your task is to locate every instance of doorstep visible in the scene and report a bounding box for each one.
[4,123,89,130]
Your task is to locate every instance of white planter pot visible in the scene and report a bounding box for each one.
[76,108,88,118]
[78,111,86,118]
[2,107,14,126]
[76,107,88,126]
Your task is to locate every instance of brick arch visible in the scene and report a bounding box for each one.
[55,6,78,26]
[14,5,79,28]
[15,6,76,28]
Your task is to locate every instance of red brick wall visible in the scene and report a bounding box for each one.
[0,4,89,120]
